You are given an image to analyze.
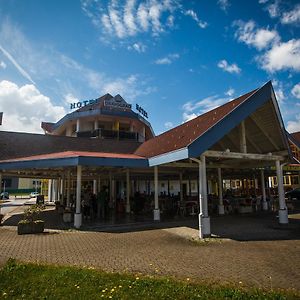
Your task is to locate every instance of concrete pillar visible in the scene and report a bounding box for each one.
[261,169,268,211]
[276,160,288,224]
[93,179,97,195]
[197,160,203,239]
[66,126,72,137]
[153,166,160,221]
[61,176,65,205]
[66,170,71,208]
[200,155,210,236]
[218,168,224,215]
[74,165,82,228]
[76,119,80,133]
[94,119,98,130]
[126,169,131,213]
[48,179,52,202]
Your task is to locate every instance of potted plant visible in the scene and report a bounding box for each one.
[18,204,45,235]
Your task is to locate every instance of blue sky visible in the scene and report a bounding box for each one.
[0,0,300,134]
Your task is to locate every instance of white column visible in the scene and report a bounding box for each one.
[76,119,80,133]
[48,179,52,202]
[153,166,160,221]
[74,165,82,228]
[218,168,224,215]
[276,160,288,224]
[198,160,203,238]
[261,169,268,211]
[93,179,97,195]
[66,170,71,208]
[200,155,210,236]
[94,119,98,130]
[126,169,131,213]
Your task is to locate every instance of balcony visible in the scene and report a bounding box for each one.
[76,129,139,141]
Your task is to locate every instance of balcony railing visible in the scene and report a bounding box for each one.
[77,129,139,141]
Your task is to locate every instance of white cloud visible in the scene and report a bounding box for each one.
[258,0,269,4]
[218,0,230,11]
[0,44,35,84]
[182,94,230,122]
[292,83,300,99]
[260,39,300,72]
[281,4,300,25]
[184,9,207,28]
[233,20,280,50]
[155,53,179,65]
[164,121,173,129]
[287,114,300,133]
[266,1,281,18]
[127,42,146,53]
[0,19,156,106]
[217,59,241,74]
[64,93,79,104]
[225,88,235,96]
[0,61,6,69]
[272,79,285,104]
[0,80,65,133]
[82,0,179,39]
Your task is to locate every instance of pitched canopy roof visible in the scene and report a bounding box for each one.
[135,90,257,158]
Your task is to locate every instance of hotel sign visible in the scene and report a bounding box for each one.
[70,99,98,110]
[136,104,148,118]
[104,100,132,110]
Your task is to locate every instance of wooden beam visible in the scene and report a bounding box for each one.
[203,150,285,161]
[249,115,280,151]
[239,121,247,153]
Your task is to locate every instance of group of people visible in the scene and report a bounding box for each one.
[81,186,109,221]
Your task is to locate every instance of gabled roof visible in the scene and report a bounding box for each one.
[134,90,257,158]
[291,131,300,145]
[135,81,289,166]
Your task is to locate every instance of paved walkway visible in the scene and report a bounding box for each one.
[0,207,300,291]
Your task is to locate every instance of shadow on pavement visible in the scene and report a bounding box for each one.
[2,207,300,242]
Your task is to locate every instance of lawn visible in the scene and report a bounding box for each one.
[0,259,298,299]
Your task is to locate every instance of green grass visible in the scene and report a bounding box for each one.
[0,259,298,300]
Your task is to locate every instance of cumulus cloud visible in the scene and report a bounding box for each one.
[266,0,281,18]
[287,114,300,133]
[155,53,179,65]
[218,0,230,12]
[0,80,65,133]
[292,83,300,99]
[184,9,208,28]
[260,39,300,72]
[217,59,241,74]
[182,94,230,122]
[233,20,280,50]
[281,4,300,25]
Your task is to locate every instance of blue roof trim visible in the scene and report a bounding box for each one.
[78,157,148,168]
[188,81,273,158]
[0,156,148,170]
[0,157,79,170]
[148,148,189,166]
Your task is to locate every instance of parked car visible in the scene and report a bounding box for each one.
[285,188,300,200]
[0,191,9,200]
[29,192,40,198]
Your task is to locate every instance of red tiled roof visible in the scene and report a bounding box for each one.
[0,151,145,163]
[134,89,257,158]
